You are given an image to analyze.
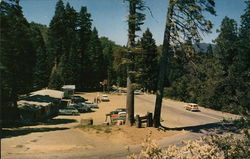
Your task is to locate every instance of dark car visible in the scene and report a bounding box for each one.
[71,96,87,104]
[73,103,91,113]
[83,101,99,109]
[59,106,80,115]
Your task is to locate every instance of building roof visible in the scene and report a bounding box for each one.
[18,103,44,111]
[18,94,59,107]
[62,85,76,90]
[31,89,64,99]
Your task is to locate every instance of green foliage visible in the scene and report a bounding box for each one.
[136,28,159,92]
[168,0,216,45]
[113,46,128,87]
[125,0,146,47]
[29,22,49,90]
[48,65,63,90]
[0,1,35,114]
[164,6,250,115]
[100,37,117,89]
[78,6,93,90]
[84,28,104,90]
[0,0,46,120]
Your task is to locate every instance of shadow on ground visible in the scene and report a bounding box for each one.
[161,122,240,134]
[42,118,77,125]
[2,118,78,128]
[1,127,69,138]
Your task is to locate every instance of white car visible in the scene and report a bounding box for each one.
[134,90,142,95]
[185,103,200,112]
[101,95,110,102]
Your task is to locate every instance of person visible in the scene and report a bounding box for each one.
[97,96,101,103]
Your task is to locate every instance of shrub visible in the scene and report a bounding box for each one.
[127,132,249,159]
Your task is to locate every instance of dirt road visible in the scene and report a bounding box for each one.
[1,93,239,159]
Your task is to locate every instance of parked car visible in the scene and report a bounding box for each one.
[185,103,200,112]
[106,109,127,124]
[101,94,110,102]
[73,103,91,113]
[59,106,80,115]
[116,108,126,112]
[134,90,142,95]
[83,101,99,109]
[71,96,87,104]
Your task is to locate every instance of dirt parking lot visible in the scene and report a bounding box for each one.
[1,92,181,159]
[2,92,239,159]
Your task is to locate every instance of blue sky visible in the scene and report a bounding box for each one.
[19,0,247,46]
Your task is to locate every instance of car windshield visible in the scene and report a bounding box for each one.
[191,105,198,108]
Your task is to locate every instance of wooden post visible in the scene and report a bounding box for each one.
[135,115,141,128]
[147,112,153,127]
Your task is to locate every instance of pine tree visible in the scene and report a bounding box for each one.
[228,1,250,114]
[47,0,66,70]
[100,37,116,90]
[125,0,146,126]
[138,28,158,92]
[30,22,49,90]
[213,17,240,113]
[0,0,36,119]
[85,27,104,90]
[214,16,238,72]
[78,6,92,90]
[154,0,216,127]
[60,2,78,85]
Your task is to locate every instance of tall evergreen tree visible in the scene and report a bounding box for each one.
[154,0,216,127]
[0,0,36,119]
[85,27,104,90]
[213,17,240,113]
[47,0,66,66]
[59,2,78,85]
[214,16,238,72]
[30,22,49,90]
[125,0,146,126]
[100,37,116,90]
[78,6,92,90]
[138,28,158,92]
[47,0,66,89]
[226,1,250,114]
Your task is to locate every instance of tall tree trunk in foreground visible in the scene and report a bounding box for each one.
[153,0,216,127]
[154,0,174,127]
[126,0,136,126]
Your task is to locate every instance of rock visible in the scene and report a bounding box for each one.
[80,118,93,125]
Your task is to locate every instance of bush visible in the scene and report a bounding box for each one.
[127,132,249,159]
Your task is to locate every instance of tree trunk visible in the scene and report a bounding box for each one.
[126,0,136,126]
[126,73,134,125]
[154,0,174,128]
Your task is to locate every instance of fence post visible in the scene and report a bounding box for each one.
[147,112,153,127]
[135,114,141,128]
